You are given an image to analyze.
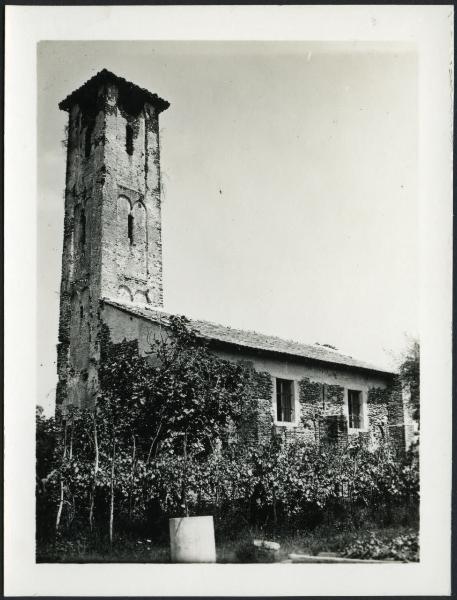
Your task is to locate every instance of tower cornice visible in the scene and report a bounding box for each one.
[59,68,170,114]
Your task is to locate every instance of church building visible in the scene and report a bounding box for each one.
[56,69,407,454]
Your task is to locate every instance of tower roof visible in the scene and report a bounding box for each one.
[59,68,170,113]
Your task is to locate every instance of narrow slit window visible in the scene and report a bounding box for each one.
[126,123,134,155]
[348,390,362,429]
[276,378,294,422]
[128,213,134,245]
[84,123,93,158]
[80,209,86,247]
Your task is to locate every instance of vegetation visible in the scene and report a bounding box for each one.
[342,530,418,562]
[36,523,419,563]
[36,317,419,562]
[398,339,420,423]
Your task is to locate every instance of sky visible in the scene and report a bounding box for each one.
[37,41,418,414]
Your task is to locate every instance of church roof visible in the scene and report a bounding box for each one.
[102,298,395,376]
[59,68,170,113]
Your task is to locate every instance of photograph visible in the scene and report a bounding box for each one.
[4,5,452,597]
[36,40,420,565]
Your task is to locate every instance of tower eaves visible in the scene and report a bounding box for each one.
[58,68,170,113]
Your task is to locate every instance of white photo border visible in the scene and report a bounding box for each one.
[4,5,453,596]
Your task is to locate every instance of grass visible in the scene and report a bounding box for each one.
[37,522,418,563]
[37,537,170,563]
[217,523,418,562]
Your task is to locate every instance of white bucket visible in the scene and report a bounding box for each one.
[169,515,216,563]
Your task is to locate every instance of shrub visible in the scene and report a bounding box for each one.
[343,532,419,562]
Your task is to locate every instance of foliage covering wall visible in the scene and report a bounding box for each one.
[37,317,419,547]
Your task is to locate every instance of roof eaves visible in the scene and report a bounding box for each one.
[195,334,395,377]
[59,68,170,113]
[101,298,395,377]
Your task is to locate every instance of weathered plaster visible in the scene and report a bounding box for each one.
[57,73,168,410]
[100,303,405,452]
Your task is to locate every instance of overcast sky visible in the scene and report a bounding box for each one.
[37,41,418,414]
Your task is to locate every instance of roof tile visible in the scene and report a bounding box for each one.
[59,68,170,113]
[102,298,394,376]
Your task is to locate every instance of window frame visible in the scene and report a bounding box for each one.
[273,377,300,427]
[345,388,368,432]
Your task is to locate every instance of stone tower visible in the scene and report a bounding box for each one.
[56,69,169,409]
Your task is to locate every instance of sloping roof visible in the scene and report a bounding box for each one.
[59,68,170,113]
[102,298,394,376]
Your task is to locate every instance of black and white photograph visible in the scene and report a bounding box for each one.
[4,5,453,597]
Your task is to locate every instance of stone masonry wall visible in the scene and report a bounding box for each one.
[56,90,107,410]
[367,387,390,449]
[57,76,168,411]
[249,376,405,454]
[367,381,406,455]
[252,372,274,444]
[386,376,407,457]
[100,303,407,456]
[299,379,348,448]
[100,83,163,307]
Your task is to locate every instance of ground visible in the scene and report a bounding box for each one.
[37,523,419,563]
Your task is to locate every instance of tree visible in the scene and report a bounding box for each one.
[88,316,260,536]
[36,406,58,480]
[398,339,420,423]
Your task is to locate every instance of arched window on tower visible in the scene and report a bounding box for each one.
[131,202,147,278]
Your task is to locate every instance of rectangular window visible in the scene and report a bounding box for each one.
[348,389,362,429]
[276,378,294,422]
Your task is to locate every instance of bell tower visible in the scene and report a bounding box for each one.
[56,69,169,409]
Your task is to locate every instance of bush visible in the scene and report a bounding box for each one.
[343,531,419,562]
[37,419,419,545]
